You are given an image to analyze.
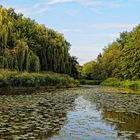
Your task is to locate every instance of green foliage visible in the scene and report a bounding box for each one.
[68,56,79,78]
[121,80,140,90]
[117,26,140,80]
[0,6,79,78]
[0,76,9,88]
[86,24,140,81]
[101,78,121,87]
[92,42,121,80]
[82,61,96,79]
[76,64,83,79]
[101,78,140,90]
[0,70,79,90]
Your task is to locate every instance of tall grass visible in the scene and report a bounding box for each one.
[101,78,140,91]
[0,69,79,90]
[101,78,121,87]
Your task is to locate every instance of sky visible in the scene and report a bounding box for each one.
[1,0,140,65]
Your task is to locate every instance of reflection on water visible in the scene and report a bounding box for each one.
[51,96,118,140]
[0,87,140,140]
[102,110,140,140]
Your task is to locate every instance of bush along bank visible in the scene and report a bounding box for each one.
[0,70,79,91]
[101,78,140,91]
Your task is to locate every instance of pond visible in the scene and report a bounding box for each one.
[0,86,140,140]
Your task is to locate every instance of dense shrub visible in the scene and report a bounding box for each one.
[101,78,121,87]
[0,70,79,90]
[101,78,140,90]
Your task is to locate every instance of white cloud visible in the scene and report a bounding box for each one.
[47,0,75,5]
[14,1,50,16]
[13,0,125,16]
[47,0,102,5]
[58,23,136,35]
[45,0,124,9]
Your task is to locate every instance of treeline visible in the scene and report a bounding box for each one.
[81,24,140,81]
[0,6,78,78]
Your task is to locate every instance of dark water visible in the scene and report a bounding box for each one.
[0,87,140,140]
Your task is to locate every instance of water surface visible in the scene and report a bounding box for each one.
[0,86,140,140]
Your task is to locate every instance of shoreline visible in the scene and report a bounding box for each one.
[0,86,79,95]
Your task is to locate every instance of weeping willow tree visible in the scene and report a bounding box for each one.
[15,40,40,72]
[46,29,69,73]
[0,49,10,69]
[0,7,9,49]
[0,6,12,68]
[0,6,79,77]
[29,50,40,72]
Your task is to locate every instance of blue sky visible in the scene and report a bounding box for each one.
[1,0,140,64]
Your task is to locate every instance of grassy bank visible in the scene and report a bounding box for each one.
[0,70,79,91]
[101,78,140,91]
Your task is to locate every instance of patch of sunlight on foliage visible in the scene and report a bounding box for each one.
[101,78,140,93]
[101,78,121,87]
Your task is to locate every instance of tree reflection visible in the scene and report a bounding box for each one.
[102,109,140,140]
